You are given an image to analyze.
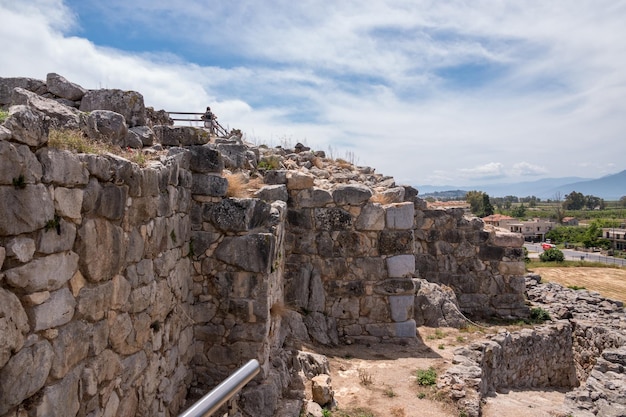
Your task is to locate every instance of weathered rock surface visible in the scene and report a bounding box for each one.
[79,88,146,127]
[46,73,87,101]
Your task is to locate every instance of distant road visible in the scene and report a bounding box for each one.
[524,243,626,267]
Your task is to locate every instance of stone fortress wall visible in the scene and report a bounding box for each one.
[0,73,579,417]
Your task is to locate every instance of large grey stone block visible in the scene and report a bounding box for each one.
[46,73,86,101]
[0,77,47,105]
[389,295,415,322]
[0,340,54,415]
[205,198,272,232]
[355,203,385,230]
[30,288,76,331]
[80,88,146,127]
[332,183,372,205]
[191,173,228,196]
[215,233,275,273]
[37,148,89,186]
[11,88,80,130]
[0,140,43,185]
[386,254,415,278]
[82,109,128,146]
[395,319,417,338]
[76,218,126,282]
[154,125,210,146]
[254,184,288,202]
[188,144,223,173]
[5,251,79,293]
[4,104,50,147]
[0,184,55,236]
[292,187,333,208]
[0,287,30,368]
[385,202,415,229]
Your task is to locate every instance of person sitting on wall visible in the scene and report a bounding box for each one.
[201,106,218,134]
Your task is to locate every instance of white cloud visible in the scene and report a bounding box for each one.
[1,0,625,187]
[459,162,505,180]
[510,162,549,177]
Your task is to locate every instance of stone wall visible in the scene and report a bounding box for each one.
[0,73,531,417]
[439,275,626,417]
[0,136,194,416]
[283,182,528,344]
[440,323,578,417]
[415,209,528,318]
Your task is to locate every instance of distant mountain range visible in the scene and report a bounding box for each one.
[417,170,626,200]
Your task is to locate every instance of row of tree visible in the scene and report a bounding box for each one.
[465,190,620,219]
[562,191,605,210]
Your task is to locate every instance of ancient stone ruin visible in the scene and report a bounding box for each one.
[0,73,624,417]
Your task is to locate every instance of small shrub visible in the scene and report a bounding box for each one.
[0,109,8,123]
[438,344,445,350]
[12,175,26,189]
[257,155,281,170]
[417,392,426,399]
[322,409,332,417]
[456,336,465,343]
[568,285,586,290]
[539,248,564,262]
[416,367,437,386]
[358,369,373,386]
[44,215,61,235]
[530,307,551,322]
[383,386,396,397]
[427,329,446,340]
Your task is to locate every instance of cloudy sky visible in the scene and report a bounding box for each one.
[1,1,625,187]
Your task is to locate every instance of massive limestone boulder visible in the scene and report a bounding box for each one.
[0,140,43,185]
[154,125,210,146]
[0,77,47,107]
[10,88,80,129]
[80,89,146,127]
[0,184,55,236]
[4,105,50,147]
[46,73,87,102]
[81,109,128,146]
[0,287,30,368]
[414,279,466,328]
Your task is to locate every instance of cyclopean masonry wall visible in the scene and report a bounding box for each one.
[0,73,529,417]
[282,180,528,344]
[438,274,626,417]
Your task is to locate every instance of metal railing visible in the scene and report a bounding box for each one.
[167,111,229,136]
[178,359,260,417]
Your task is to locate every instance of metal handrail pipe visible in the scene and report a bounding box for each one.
[178,359,261,417]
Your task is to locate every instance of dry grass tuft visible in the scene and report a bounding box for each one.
[225,172,249,198]
[312,156,324,169]
[48,128,150,167]
[390,407,405,417]
[335,158,353,169]
[369,193,394,205]
[270,302,289,318]
[48,129,107,154]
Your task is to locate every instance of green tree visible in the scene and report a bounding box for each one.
[465,190,494,217]
[584,195,605,210]
[620,196,626,208]
[564,191,585,210]
[511,203,526,218]
[482,193,494,217]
